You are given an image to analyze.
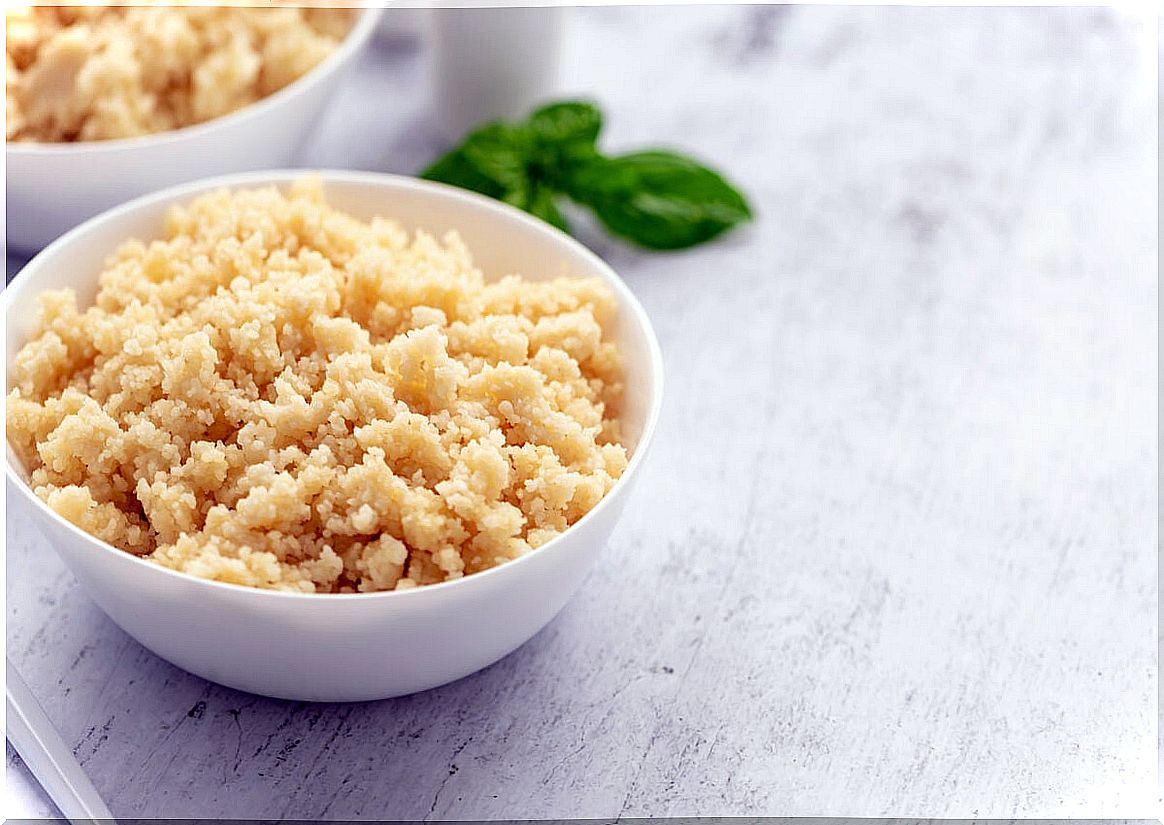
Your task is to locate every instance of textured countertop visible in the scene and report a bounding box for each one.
[5,5,1157,819]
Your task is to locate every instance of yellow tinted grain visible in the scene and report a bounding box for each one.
[6,179,627,592]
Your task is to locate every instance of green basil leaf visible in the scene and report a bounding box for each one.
[526,187,569,232]
[500,183,533,209]
[421,121,532,197]
[458,122,533,192]
[421,101,750,251]
[567,150,752,249]
[494,182,569,232]
[528,100,602,150]
[421,147,507,199]
[526,101,603,192]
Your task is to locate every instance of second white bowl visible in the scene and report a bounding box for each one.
[6,7,381,253]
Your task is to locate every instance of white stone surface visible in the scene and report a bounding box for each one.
[5,5,1157,819]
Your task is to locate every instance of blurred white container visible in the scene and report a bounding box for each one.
[377,6,426,39]
[426,3,565,141]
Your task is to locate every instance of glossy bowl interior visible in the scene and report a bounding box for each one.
[6,7,381,253]
[4,170,665,702]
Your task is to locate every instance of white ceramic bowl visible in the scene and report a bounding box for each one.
[5,8,381,254]
[5,170,664,702]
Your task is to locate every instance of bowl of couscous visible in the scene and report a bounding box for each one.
[4,170,664,701]
[5,5,381,252]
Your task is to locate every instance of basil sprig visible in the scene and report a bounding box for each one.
[421,101,752,250]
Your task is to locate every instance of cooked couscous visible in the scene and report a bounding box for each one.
[5,5,354,142]
[5,179,627,592]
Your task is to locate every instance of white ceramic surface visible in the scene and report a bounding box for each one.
[4,170,664,703]
[5,8,381,254]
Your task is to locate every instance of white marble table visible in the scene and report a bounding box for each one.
[5,5,1158,819]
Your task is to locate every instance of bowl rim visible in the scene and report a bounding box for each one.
[4,168,666,603]
[4,5,382,154]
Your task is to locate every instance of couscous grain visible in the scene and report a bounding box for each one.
[5,179,627,593]
[5,5,354,143]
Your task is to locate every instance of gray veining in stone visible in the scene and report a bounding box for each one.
[5,5,1157,819]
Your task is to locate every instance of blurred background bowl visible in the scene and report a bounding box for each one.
[5,6,381,254]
